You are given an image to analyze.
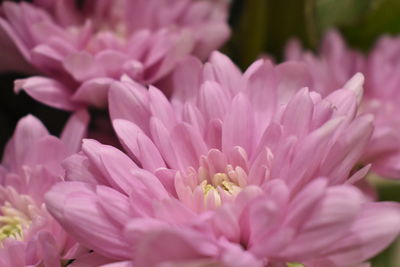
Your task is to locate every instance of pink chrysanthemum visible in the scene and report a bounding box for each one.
[46,52,400,267]
[0,0,230,109]
[286,30,400,178]
[0,111,89,267]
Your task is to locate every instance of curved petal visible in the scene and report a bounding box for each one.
[61,109,90,155]
[14,77,83,111]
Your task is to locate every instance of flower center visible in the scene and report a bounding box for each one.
[0,202,30,242]
[286,263,305,267]
[175,149,249,212]
[201,172,242,196]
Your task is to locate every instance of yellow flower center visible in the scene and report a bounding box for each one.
[286,263,305,267]
[199,172,243,208]
[0,203,30,242]
[201,173,241,195]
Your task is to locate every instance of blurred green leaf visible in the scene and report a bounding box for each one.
[315,0,370,31]
[367,177,400,267]
[371,239,400,267]
[342,0,400,50]
[225,0,310,68]
[264,0,311,59]
[225,0,268,68]
[368,175,400,202]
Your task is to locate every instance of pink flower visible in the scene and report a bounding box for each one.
[286,30,400,178]
[0,111,89,267]
[46,52,400,266]
[0,0,230,109]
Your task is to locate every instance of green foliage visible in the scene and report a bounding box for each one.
[342,0,400,50]
[315,0,370,31]
[226,0,309,68]
[226,0,400,66]
[225,0,269,68]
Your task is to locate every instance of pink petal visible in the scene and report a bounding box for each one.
[182,103,206,135]
[317,202,400,266]
[145,30,195,83]
[276,61,312,105]
[170,123,208,171]
[62,51,102,82]
[108,81,150,134]
[72,78,115,108]
[243,59,277,136]
[2,114,49,170]
[281,88,314,138]
[62,154,105,185]
[198,81,229,121]
[278,185,364,260]
[222,93,255,155]
[149,117,180,169]
[23,135,67,173]
[171,56,202,103]
[134,228,218,267]
[70,253,116,267]
[205,51,243,96]
[0,17,34,73]
[96,186,132,225]
[62,190,130,259]
[113,119,166,172]
[192,22,231,60]
[14,76,82,110]
[148,86,177,130]
[60,109,90,155]
[81,139,140,194]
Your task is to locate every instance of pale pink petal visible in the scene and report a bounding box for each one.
[145,30,195,83]
[222,93,255,154]
[244,59,277,136]
[14,77,83,110]
[62,153,108,185]
[192,22,230,60]
[172,56,203,103]
[276,61,312,105]
[23,135,68,174]
[60,109,90,155]
[149,117,180,169]
[170,123,208,171]
[46,182,131,260]
[281,88,314,137]
[148,86,178,130]
[108,81,150,134]
[277,185,364,260]
[315,202,400,266]
[62,51,102,82]
[134,228,219,267]
[2,114,48,170]
[198,81,229,121]
[205,51,243,96]
[72,78,115,108]
[70,253,116,267]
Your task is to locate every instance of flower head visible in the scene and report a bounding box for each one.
[286,30,400,178]
[0,111,89,267]
[0,0,230,109]
[46,52,400,266]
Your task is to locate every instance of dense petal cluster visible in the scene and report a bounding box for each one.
[286,31,400,178]
[45,52,400,266]
[0,111,89,266]
[0,0,399,265]
[0,0,230,109]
